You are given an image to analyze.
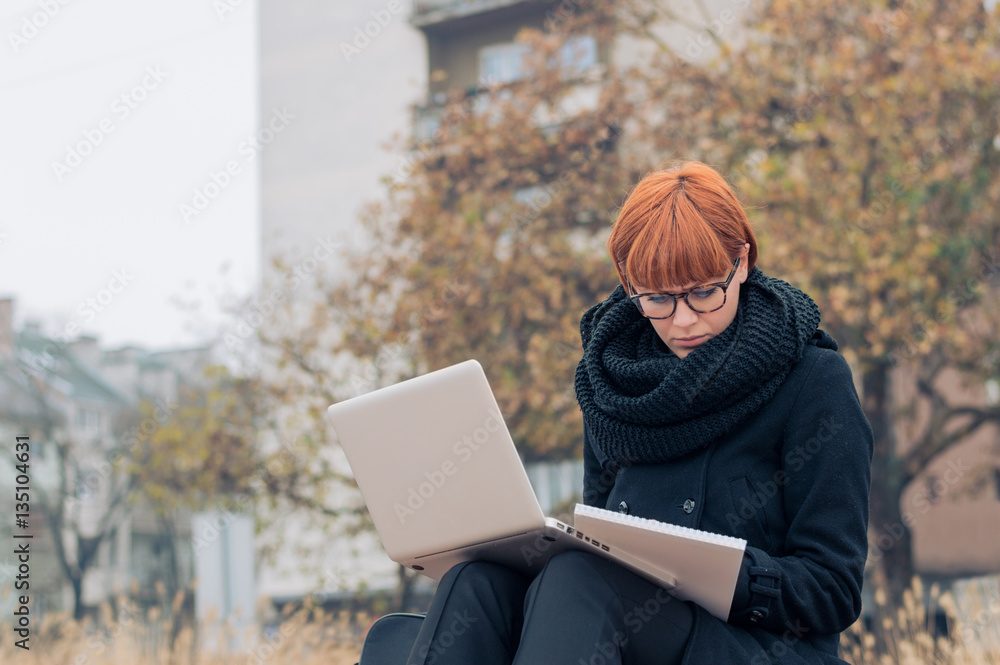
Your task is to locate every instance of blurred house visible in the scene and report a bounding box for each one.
[894,352,1000,581]
[0,296,213,616]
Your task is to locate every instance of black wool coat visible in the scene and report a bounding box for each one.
[583,329,874,665]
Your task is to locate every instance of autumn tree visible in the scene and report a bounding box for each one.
[632,0,1000,601]
[301,7,633,462]
[130,362,373,588]
[254,0,1000,609]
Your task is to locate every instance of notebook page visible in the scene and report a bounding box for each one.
[575,504,746,549]
[573,503,747,620]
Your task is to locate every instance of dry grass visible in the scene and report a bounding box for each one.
[842,577,1000,665]
[0,597,365,665]
[2,577,999,664]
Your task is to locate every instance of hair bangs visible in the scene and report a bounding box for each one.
[624,195,733,291]
[608,161,758,293]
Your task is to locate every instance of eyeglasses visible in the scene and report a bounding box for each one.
[626,257,741,320]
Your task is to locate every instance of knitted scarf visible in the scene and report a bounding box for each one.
[574,266,828,465]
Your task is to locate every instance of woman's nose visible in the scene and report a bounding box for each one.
[672,298,700,325]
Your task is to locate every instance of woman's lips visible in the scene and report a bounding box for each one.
[675,335,707,346]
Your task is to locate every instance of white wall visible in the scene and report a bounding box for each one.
[260,0,427,274]
[257,0,428,603]
[192,511,257,650]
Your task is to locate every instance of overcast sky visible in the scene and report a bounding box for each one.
[0,0,257,350]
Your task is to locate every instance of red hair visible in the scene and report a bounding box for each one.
[608,161,757,291]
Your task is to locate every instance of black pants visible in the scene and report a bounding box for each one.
[406,550,694,665]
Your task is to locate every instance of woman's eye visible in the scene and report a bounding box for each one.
[691,287,718,300]
[646,295,672,304]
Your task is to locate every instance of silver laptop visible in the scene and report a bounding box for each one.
[326,359,677,586]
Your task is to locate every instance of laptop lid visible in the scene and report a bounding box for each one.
[326,359,546,563]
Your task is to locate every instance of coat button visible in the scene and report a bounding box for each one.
[618,501,629,514]
[749,610,764,623]
[682,499,696,514]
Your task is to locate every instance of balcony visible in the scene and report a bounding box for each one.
[412,0,554,35]
[412,33,603,144]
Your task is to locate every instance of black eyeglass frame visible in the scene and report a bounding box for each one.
[625,257,742,320]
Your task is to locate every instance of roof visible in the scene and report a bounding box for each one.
[0,363,51,424]
[14,331,127,405]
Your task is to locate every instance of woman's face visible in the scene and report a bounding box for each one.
[633,243,750,359]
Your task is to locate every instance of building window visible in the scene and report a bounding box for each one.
[76,468,97,502]
[76,407,101,433]
[558,35,598,74]
[415,110,440,144]
[479,42,531,85]
[478,35,597,86]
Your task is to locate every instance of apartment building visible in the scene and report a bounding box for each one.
[256,0,594,606]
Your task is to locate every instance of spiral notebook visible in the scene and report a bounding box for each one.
[327,359,746,620]
[573,504,747,620]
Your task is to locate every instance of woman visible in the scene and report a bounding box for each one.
[405,160,873,665]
